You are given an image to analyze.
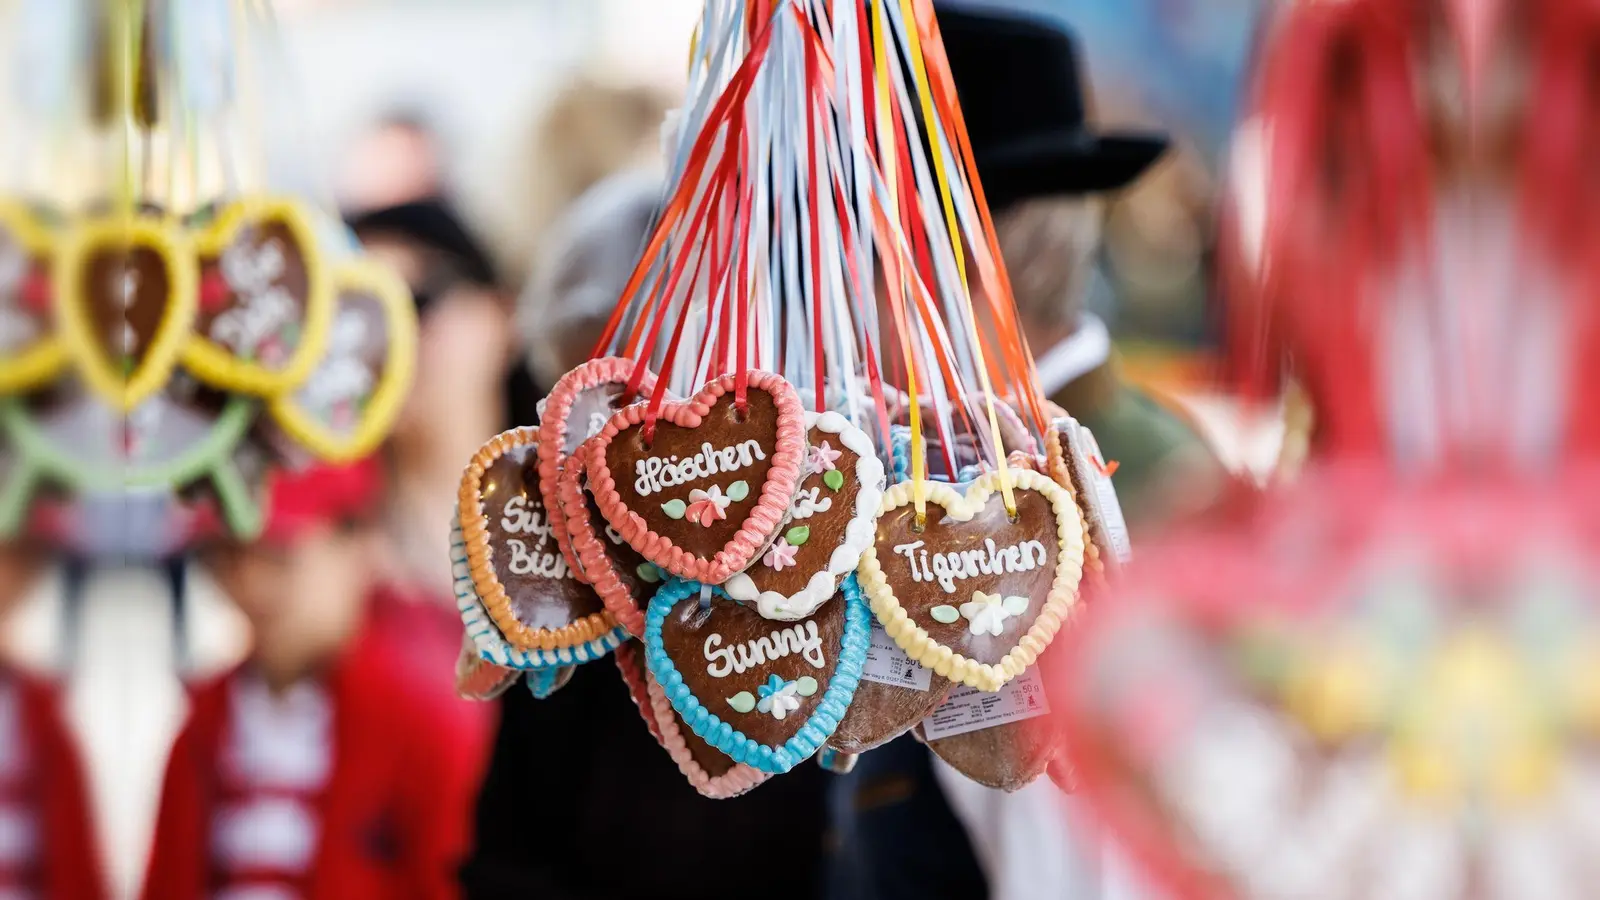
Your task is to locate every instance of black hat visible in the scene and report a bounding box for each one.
[935,4,1168,212]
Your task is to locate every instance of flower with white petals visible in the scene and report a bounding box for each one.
[756,674,802,720]
[959,591,1030,637]
[685,485,732,526]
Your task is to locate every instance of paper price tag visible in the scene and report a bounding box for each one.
[861,619,933,691]
[1059,417,1132,565]
[921,667,1051,740]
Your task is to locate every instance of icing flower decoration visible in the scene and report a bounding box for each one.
[959,591,1030,637]
[764,538,798,571]
[809,441,842,474]
[685,485,732,527]
[756,674,802,720]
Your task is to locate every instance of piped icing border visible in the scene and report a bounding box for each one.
[56,214,197,412]
[557,437,649,638]
[615,641,666,744]
[584,371,806,584]
[525,667,574,699]
[454,636,521,701]
[0,201,65,394]
[182,196,335,397]
[457,425,620,651]
[855,469,1086,692]
[644,668,770,799]
[450,515,627,669]
[535,357,656,573]
[724,410,885,621]
[644,575,869,775]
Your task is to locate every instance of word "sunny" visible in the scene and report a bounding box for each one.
[704,619,826,678]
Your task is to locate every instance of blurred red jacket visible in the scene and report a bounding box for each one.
[0,669,104,900]
[139,609,492,900]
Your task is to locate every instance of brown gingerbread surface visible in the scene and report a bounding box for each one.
[828,676,952,754]
[603,389,783,559]
[195,220,310,357]
[583,484,657,612]
[736,423,863,597]
[480,445,603,630]
[875,488,1060,665]
[84,244,169,366]
[659,592,846,749]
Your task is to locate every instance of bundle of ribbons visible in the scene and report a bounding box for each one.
[451,0,1124,796]
[0,0,416,553]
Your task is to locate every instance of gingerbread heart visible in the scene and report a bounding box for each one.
[724,411,885,620]
[826,663,952,755]
[268,259,415,462]
[914,665,1061,791]
[857,469,1085,691]
[615,641,667,744]
[0,201,65,393]
[536,357,659,571]
[452,520,625,668]
[557,438,665,638]
[1046,416,1129,574]
[643,665,769,799]
[456,425,624,660]
[644,576,869,774]
[455,636,521,701]
[586,371,806,583]
[185,198,334,396]
[57,214,196,410]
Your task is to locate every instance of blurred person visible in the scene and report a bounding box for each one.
[348,201,537,599]
[1222,0,1597,467]
[0,534,104,900]
[460,172,832,900]
[510,77,673,283]
[831,8,1229,900]
[140,462,491,900]
[948,7,1228,540]
[338,113,449,215]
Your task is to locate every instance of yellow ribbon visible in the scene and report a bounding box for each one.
[895,0,1015,517]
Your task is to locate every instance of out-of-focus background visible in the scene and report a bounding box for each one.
[6,1,1274,895]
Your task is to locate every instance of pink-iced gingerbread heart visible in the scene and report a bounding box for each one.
[584,371,806,584]
[616,641,767,798]
[535,357,657,572]
[558,435,664,638]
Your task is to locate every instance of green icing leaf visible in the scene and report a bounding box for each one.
[727,691,756,714]
[1002,595,1030,616]
[795,676,819,697]
[661,498,687,519]
[823,469,845,491]
[727,480,750,502]
[636,563,661,584]
[930,605,960,624]
[785,525,811,546]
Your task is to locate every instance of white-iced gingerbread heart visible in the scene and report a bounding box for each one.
[857,469,1085,691]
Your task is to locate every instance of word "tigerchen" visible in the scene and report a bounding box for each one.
[634,440,765,496]
[893,539,1050,593]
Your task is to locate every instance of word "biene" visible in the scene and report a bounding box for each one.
[893,539,1050,594]
[704,619,825,678]
[634,440,765,497]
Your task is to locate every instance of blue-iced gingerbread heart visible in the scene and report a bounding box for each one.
[644,575,869,774]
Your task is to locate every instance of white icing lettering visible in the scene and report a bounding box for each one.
[789,487,833,520]
[505,538,569,579]
[893,538,1050,593]
[633,440,766,496]
[702,620,825,677]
